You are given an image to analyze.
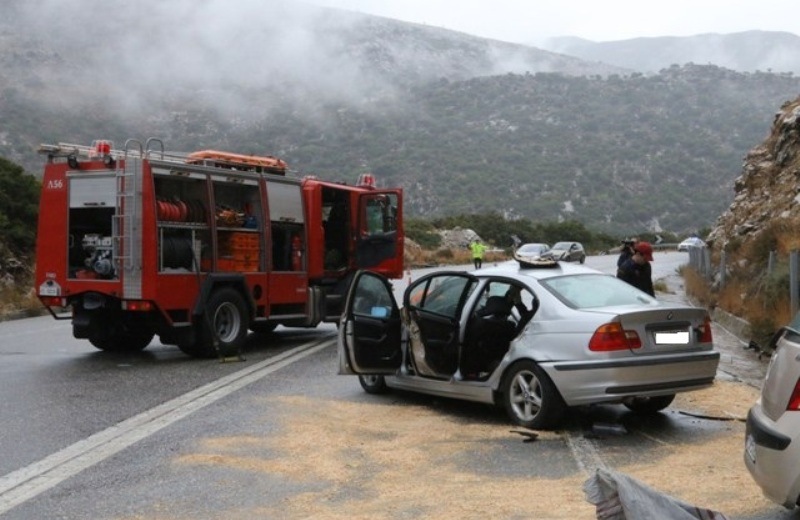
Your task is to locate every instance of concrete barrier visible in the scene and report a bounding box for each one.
[712,307,752,341]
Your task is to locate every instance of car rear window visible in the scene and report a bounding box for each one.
[540,274,657,309]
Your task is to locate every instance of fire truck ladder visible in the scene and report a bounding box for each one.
[113,139,146,299]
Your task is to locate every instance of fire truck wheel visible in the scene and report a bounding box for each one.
[199,288,249,357]
[88,322,155,352]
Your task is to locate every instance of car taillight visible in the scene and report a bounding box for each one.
[698,315,713,343]
[589,322,641,351]
[787,379,800,411]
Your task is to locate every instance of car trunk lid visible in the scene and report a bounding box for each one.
[613,306,712,355]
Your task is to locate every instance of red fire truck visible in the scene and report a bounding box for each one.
[34,138,404,358]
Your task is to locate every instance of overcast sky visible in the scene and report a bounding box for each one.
[304,0,799,45]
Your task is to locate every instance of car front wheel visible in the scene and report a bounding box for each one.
[359,374,389,394]
[501,361,565,429]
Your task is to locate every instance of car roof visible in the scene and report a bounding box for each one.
[475,259,600,281]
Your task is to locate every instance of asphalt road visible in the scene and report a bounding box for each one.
[0,253,792,519]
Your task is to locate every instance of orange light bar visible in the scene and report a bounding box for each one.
[186,150,287,172]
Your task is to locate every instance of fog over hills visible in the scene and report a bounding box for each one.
[2,0,799,234]
[0,0,623,113]
[543,30,800,75]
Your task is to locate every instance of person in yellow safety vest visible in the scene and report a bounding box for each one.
[470,240,487,269]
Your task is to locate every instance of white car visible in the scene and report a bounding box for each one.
[338,261,719,429]
[678,237,706,251]
[745,315,800,509]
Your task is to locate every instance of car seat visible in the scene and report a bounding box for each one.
[461,296,518,377]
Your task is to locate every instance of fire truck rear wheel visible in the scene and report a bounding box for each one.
[198,287,249,358]
[88,318,155,352]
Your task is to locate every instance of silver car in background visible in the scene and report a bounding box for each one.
[546,241,586,263]
[745,314,800,509]
[338,261,720,429]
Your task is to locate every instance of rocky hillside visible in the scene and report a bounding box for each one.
[703,95,800,334]
[707,96,800,249]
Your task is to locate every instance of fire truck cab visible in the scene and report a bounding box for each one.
[35,138,404,358]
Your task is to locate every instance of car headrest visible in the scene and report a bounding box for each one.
[477,295,512,318]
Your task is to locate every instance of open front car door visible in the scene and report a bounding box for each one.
[338,270,402,375]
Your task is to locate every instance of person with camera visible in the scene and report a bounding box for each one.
[617,237,638,268]
[617,241,655,296]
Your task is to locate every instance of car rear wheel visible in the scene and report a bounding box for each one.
[623,394,675,413]
[501,360,566,430]
[359,374,389,394]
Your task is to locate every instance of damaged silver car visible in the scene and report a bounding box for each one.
[338,261,720,429]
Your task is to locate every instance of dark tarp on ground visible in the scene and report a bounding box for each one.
[583,468,728,520]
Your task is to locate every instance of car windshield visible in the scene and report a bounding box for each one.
[540,274,657,309]
[551,242,571,250]
[519,244,547,254]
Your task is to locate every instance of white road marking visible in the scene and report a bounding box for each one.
[0,336,335,514]
[564,430,607,475]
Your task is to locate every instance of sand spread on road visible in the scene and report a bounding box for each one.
[167,380,774,519]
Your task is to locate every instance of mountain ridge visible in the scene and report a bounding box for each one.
[543,30,800,75]
[2,1,800,234]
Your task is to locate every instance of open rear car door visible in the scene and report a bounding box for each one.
[338,270,402,375]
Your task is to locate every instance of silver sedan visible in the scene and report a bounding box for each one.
[745,315,800,509]
[338,260,720,429]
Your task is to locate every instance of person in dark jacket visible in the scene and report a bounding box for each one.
[617,241,655,296]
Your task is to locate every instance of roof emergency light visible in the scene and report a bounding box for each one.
[89,139,113,158]
[357,173,376,188]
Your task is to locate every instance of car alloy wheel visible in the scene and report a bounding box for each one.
[502,360,565,430]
